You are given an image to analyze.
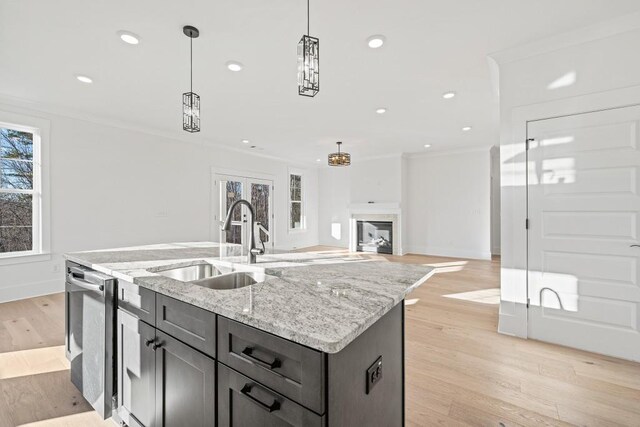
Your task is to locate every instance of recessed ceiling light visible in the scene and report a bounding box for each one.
[462,126,472,131]
[367,35,386,49]
[117,31,140,45]
[375,107,387,114]
[424,144,431,148]
[316,159,321,162]
[75,75,93,84]
[241,139,250,144]
[226,61,243,72]
[442,92,456,99]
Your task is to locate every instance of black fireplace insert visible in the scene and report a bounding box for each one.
[357,221,393,254]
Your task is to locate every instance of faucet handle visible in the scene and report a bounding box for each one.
[250,248,265,255]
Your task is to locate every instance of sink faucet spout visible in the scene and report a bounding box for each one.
[221,199,264,264]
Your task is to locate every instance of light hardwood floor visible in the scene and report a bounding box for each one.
[0,249,639,426]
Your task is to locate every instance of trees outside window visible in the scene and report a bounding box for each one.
[0,127,36,254]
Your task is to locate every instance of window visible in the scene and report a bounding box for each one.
[0,121,42,257]
[289,172,305,231]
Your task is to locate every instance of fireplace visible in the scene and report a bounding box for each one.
[357,221,393,254]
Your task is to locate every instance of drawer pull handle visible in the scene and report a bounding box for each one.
[240,384,280,413]
[241,347,282,369]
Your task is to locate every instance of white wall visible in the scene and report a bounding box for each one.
[349,156,402,204]
[404,149,492,260]
[0,103,318,302]
[495,24,640,337]
[317,166,351,248]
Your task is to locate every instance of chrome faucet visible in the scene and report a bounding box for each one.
[221,199,264,264]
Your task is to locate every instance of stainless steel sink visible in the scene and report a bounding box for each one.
[191,271,260,290]
[156,263,223,281]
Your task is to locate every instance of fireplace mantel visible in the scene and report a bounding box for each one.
[348,202,401,215]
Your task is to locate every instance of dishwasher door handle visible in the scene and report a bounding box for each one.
[67,273,104,292]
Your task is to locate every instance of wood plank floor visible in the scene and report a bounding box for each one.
[0,248,639,426]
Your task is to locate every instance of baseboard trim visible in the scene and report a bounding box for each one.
[0,278,64,303]
[404,245,492,260]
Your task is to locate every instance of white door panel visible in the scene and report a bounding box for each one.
[527,105,640,362]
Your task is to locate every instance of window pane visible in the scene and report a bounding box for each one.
[225,180,243,221]
[251,183,270,242]
[1,159,33,189]
[290,201,302,229]
[224,224,242,245]
[290,174,301,202]
[0,193,33,253]
[0,128,33,160]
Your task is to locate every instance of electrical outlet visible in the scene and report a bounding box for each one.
[366,356,383,394]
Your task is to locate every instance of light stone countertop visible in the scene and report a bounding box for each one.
[64,242,434,353]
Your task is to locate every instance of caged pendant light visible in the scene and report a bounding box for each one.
[297,0,319,97]
[328,142,351,166]
[182,25,200,132]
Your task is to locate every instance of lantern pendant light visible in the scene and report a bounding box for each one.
[182,25,200,132]
[328,142,351,166]
[297,0,319,97]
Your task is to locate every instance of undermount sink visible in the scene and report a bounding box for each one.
[156,263,224,281]
[191,271,261,290]
[154,262,264,290]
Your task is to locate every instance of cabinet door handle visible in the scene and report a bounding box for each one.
[152,342,163,351]
[240,384,280,413]
[145,339,155,347]
[631,244,640,248]
[241,346,281,369]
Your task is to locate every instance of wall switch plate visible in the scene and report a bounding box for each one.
[366,356,383,394]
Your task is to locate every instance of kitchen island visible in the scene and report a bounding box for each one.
[65,242,433,427]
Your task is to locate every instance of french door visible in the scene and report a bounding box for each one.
[213,173,274,254]
[527,105,640,361]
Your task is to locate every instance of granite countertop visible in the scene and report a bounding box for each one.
[65,242,434,353]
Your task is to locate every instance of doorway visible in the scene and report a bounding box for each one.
[526,104,640,361]
[212,173,274,254]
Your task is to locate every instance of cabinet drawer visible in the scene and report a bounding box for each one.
[217,317,325,414]
[118,280,155,325]
[218,364,325,427]
[156,294,216,358]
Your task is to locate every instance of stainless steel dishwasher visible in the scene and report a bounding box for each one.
[65,261,117,419]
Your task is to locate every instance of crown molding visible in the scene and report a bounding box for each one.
[489,11,640,65]
[0,93,315,168]
[405,144,493,159]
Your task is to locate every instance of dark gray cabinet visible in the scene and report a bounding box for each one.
[117,309,156,427]
[116,304,216,427]
[218,316,325,414]
[154,330,216,427]
[218,364,325,427]
[116,288,404,427]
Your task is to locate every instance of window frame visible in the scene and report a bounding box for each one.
[0,111,50,264]
[288,168,306,233]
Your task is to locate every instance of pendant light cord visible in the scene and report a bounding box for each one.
[307,0,310,36]
[190,35,193,94]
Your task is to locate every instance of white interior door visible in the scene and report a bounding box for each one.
[527,105,640,361]
[212,174,274,254]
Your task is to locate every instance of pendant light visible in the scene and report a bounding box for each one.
[182,25,200,132]
[328,142,351,166]
[297,0,319,97]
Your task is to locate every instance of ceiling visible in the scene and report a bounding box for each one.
[1,0,640,164]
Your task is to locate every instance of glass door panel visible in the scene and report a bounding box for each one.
[250,180,272,248]
[214,174,274,255]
